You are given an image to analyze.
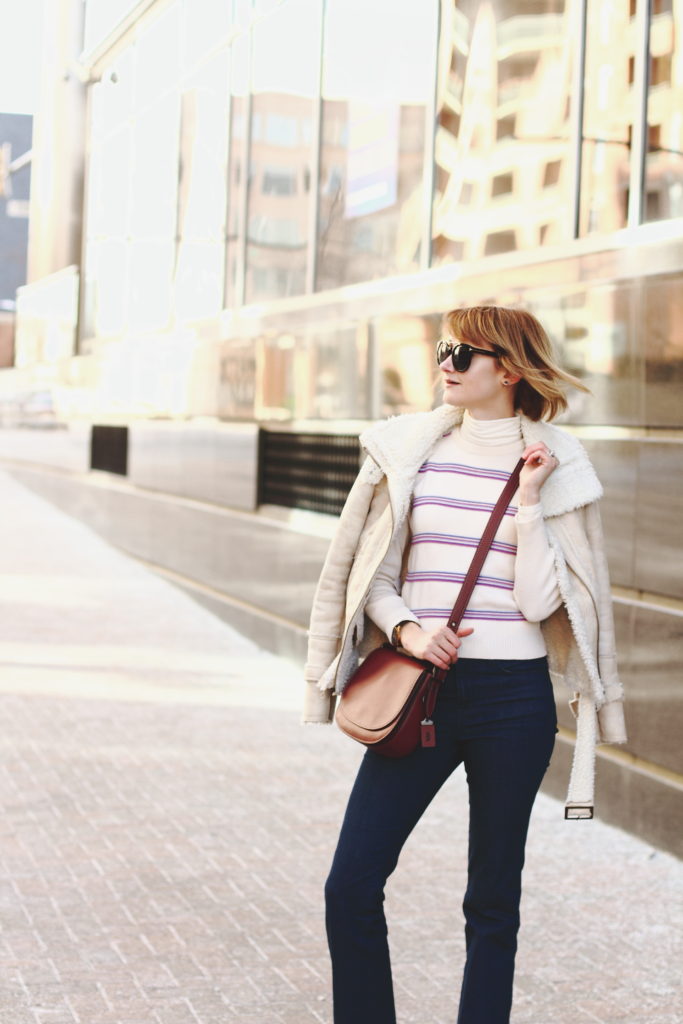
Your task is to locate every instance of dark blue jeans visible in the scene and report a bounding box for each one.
[325,656,557,1024]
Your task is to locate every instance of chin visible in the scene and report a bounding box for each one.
[442,387,464,407]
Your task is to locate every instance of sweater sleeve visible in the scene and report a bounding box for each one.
[364,518,421,640]
[513,503,563,622]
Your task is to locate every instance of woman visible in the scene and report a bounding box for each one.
[303,306,626,1024]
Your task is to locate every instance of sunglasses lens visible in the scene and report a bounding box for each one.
[453,345,471,371]
[437,341,472,371]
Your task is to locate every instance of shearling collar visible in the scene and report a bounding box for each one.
[359,405,602,523]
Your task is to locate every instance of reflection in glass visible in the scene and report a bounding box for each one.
[315,0,435,290]
[433,0,574,264]
[642,274,683,427]
[373,315,441,417]
[135,2,181,109]
[244,0,320,303]
[579,0,633,235]
[301,327,370,419]
[182,0,232,72]
[528,282,641,426]
[128,240,175,332]
[176,51,230,321]
[93,239,129,336]
[643,4,683,222]
[129,94,181,239]
[224,32,250,308]
[217,338,257,419]
[251,327,370,421]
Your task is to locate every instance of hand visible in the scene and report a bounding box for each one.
[518,442,559,504]
[399,622,474,671]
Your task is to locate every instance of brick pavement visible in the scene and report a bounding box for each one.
[0,467,681,1024]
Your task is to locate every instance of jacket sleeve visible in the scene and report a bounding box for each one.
[513,503,563,622]
[584,501,627,744]
[303,457,381,721]
[364,517,420,640]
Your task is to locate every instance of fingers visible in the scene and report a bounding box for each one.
[424,625,473,670]
[522,442,559,466]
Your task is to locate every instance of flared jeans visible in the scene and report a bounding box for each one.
[324,656,557,1024]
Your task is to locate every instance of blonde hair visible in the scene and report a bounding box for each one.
[444,305,589,421]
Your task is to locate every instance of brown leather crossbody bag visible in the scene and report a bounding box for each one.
[335,459,524,757]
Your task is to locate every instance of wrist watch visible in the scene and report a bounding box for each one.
[391,620,412,648]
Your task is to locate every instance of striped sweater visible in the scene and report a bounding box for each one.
[365,411,563,660]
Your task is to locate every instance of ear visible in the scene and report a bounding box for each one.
[502,373,522,386]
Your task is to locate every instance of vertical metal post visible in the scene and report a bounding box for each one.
[569,0,588,239]
[367,322,379,423]
[628,0,652,227]
[305,0,324,294]
[77,81,94,355]
[420,0,441,271]
[235,13,253,307]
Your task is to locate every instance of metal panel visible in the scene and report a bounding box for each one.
[634,439,683,599]
[128,421,259,511]
[258,429,360,515]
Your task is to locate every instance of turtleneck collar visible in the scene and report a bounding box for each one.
[458,409,523,453]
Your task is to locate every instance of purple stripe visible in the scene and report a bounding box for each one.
[414,608,526,622]
[411,532,517,555]
[418,461,512,483]
[412,495,516,516]
[405,571,514,591]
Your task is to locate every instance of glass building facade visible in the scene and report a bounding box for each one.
[72,0,683,429]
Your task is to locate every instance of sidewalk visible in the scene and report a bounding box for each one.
[0,467,681,1024]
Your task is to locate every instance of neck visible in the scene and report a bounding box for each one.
[463,397,516,421]
[459,409,522,450]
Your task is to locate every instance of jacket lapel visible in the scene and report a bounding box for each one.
[360,405,602,525]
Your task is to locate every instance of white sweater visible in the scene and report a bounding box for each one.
[365,411,563,660]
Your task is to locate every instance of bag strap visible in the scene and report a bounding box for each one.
[428,457,524,685]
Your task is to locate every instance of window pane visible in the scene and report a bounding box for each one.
[134,2,180,109]
[178,54,230,240]
[579,0,634,235]
[298,327,370,419]
[373,314,441,417]
[175,241,226,321]
[129,93,181,239]
[128,240,175,332]
[527,283,642,426]
[643,5,683,222]
[643,273,683,426]
[181,0,232,72]
[244,0,320,303]
[434,0,575,264]
[176,51,230,320]
[315,0,436,290]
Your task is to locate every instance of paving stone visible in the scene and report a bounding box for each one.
[0,468,681,1024]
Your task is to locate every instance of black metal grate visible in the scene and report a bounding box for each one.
[258,430,361,515]
[91,425,128,475]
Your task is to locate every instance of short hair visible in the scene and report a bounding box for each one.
[444,305,589,421]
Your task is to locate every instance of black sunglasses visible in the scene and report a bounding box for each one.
[436,339,500,372]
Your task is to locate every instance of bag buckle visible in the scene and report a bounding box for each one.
[564,803,594,820]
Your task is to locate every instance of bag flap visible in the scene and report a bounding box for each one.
[338,646,427,731]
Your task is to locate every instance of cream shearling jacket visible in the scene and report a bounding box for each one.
[303,405,627,813]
